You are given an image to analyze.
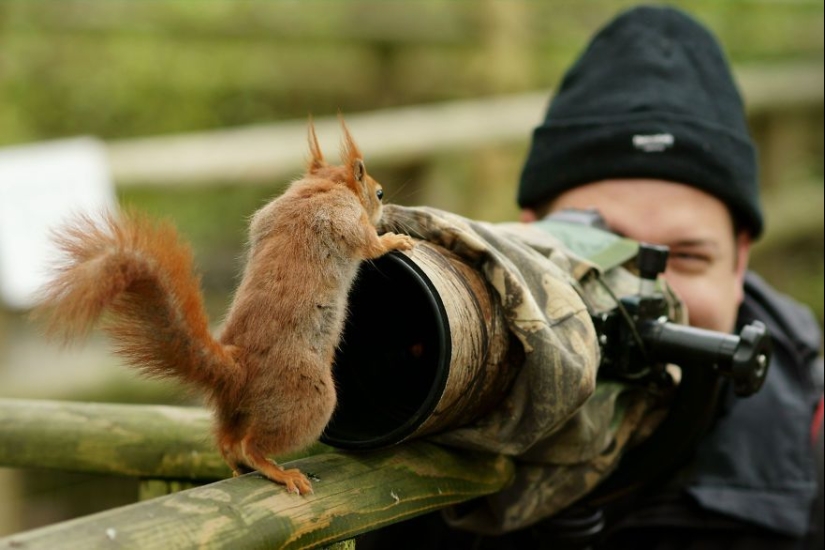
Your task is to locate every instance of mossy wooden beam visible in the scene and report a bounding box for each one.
[0,440,514,550]
[0,398,325,480]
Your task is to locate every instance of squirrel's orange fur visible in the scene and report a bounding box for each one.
[35,120,415,495]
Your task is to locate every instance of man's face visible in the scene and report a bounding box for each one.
[522,179,751,333]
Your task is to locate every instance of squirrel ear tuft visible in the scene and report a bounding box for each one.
[338,114,363,169]
[339,114,367,191]
[307,117,326,173]
[352,158,365,184]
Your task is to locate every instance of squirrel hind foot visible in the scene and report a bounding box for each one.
[253,460,313,495]
[226,456,309,494]
[234,439,313,495]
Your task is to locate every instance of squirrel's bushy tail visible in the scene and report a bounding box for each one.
[34,211,241,397]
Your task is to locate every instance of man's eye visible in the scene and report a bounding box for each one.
[668,253,712,273]
[671,252,709,262]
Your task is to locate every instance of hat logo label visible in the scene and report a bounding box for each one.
[632,133,674,152]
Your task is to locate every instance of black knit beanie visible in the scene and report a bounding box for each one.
[518,5,764,237]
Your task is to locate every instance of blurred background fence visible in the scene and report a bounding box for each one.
[0,0,822,539]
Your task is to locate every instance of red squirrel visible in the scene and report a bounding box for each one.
[35,120,415,495]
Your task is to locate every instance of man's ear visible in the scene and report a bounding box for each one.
[733,230,752,306]
[520,208,539,223]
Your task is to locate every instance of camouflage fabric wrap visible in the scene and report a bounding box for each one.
[380,205,682,534]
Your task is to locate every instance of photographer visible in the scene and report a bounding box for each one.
[362,5,823,549]
[517,6,823,547]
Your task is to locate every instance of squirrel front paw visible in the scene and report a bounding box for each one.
[381,232,416,252]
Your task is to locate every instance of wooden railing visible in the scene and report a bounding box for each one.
[105,62,823,187]
[0,398,513,549]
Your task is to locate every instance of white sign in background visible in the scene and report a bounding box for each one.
[0,137,117,310]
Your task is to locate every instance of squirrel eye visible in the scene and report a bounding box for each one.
[376,189,384,201]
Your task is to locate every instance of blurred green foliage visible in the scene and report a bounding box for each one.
[2,1,823,145]
[0,0,822,323]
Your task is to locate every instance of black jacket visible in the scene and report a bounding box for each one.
[598,272,823,549]
[359,272,824,549]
